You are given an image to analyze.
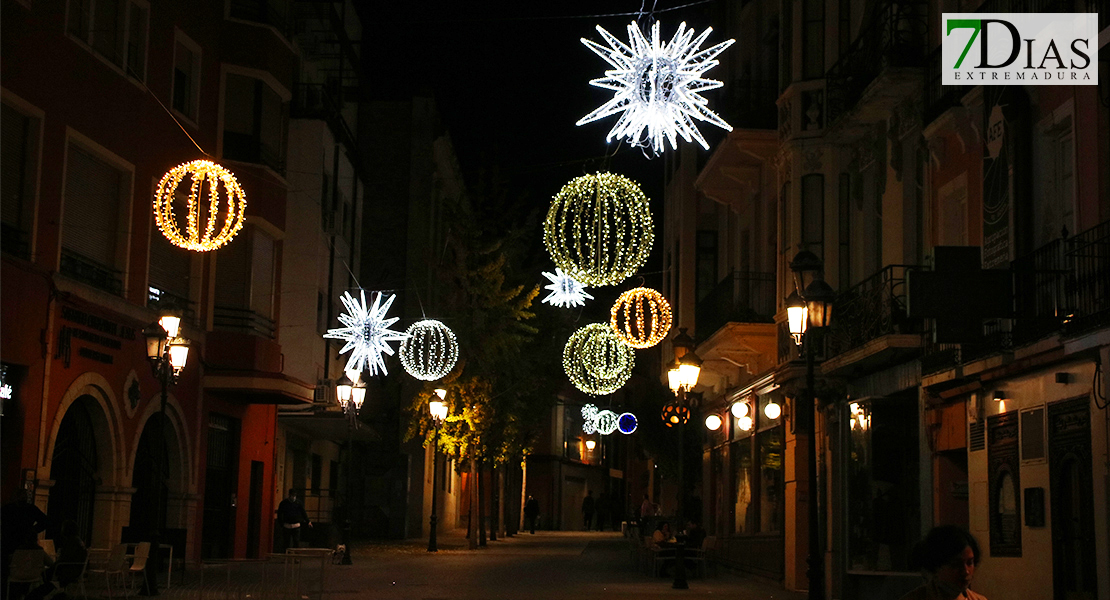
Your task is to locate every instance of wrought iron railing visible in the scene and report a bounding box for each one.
[1064,219,1110,334]
[825,265,922,359]
[1011,237,1069,345]
[60,249,123,296]
[920,335,960,376]
[825,0,928,127]
[213,306,276,339]
[695,271,776,342]
[148,286,198,322]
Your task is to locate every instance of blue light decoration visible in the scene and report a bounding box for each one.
[617,412,638,434]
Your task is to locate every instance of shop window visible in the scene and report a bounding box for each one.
[845,397,920,571]
[732,438,754,534]
[757,427,784,533]
[1,100,40,260]
[66,0,148,79]
[223,73,287,173]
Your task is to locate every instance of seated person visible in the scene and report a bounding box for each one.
[27,520,86,600]
[684,519,707,550]
[651,521,674,550]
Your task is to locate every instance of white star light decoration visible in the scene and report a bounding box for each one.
[542,268,593,308]
[324,291,409,376]
[577,21,735,153]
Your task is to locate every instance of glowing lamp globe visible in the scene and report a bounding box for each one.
[544,173,653,287]
[704,414,722,431]
[661,403,690,428]
[154,160,247,251]
[730,401,750,419]
[585,439,596,450]
[610,287,672,348]
[399,319,459,381]
[764,400,782,420]
[738,416,753,431]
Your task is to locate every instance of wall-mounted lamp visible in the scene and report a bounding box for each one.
[585,439,596,451]
[764,399,782,420]
[992,390,1010,402]
[738,415,753,431]
[704,414,722,431]
[730,401,750,419]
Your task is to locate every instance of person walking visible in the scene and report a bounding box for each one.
[524,496,539,534]
[276,489,312,551]
[581,491,595,531]
[900,525,987,600]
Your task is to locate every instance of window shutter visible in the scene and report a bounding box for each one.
[149,231,190,298]
[63,145,121,268]
[250,229,275,319]
[1,104,29,230]
[214,232,251,309]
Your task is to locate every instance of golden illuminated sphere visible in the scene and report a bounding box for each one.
[543,172,653,287]
[154,160,247,252]
[563,323,635,396]
[661,403,690,427]
[610,287,672,348]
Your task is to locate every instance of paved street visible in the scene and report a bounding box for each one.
[151,531,805,600]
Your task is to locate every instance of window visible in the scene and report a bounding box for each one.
[67,0,148,79]
[732,437,754,534]
[780,1,793,89]
[328,460,339,492]
[1,100,40,259]
[148,230,193,317]
[213,226,276,337]
[310,454,322,492]
[223,73,287,173]
[802,0,825,79]
[1032,110,1075,249]
[172,32,202,123]
[695,230,718,302]
[801,174,824,261]
[62,141,131,295]
[838,173,850,287]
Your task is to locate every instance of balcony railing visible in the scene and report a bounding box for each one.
[695,271,776,342]
[825,0,928,127]
[213,306,276,339]
[148,287,197,322]
[825,265,922,359]
[60,249,123,296]
[1011,237,1069,346]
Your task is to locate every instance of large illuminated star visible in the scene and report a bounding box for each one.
[324,290,408,376]
[542,268,593,308]
[577,21,735,154]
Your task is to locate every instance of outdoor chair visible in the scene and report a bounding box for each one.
[127,542,151,594]
[49,555,90,600]
[685,536,713,578]
[651,545,676,577]
[86,544,128,599]
[6,548,47,600]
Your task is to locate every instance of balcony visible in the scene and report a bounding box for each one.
[148,287,197,323]
[59,249,123,296]
[291,83,359,161]
[696,271,776,343]
[213,306,276,339]
[825,0,928,136]
[822,265,924,377]
[1065,219,1110,335]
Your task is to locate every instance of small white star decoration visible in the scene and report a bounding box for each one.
[542,268,594,308]
[577,20,735,154]
[324,290,409,376]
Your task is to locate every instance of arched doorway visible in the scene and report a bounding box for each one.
[129,412,171,537]
[47,397,99,543]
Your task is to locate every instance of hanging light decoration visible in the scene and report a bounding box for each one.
[581,404,600,435]
[563,323,635,396]
[577,21,735,154]
[399,319,459,381]
[544,173,653,287]
[154,160,247,251]
[541,268,594,308]
[661,402,690,427]
[617,412,638,434]
[324,291,408,376]
[610,287,672,348]
[595,409,620,435]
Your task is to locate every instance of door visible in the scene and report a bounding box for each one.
[1048,397,1097,600]
[246,461,263,558]
[202,413,240,559]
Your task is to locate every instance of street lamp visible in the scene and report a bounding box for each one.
[141,314,190,596]
[662,327,700,590]
[788,250,836,600]
[334,370,364,566]
[428,388,449,552]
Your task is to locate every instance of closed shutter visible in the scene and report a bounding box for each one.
[1,103,29,229]
[63,144,121,268]
[214,231,251,309]
[250,229,275,319]
[149,231,191,298]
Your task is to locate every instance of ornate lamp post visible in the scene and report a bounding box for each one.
[428,388,449,552]
[788,251,836,600]
[141,315,190,596]
[334,370,365,565]
[662,328,701,590]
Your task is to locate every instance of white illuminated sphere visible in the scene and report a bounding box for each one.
[764,401,782,420]
[738,416,753,431]
[577,21,735,154]
[731,401,749,419]
[399,319,459,381]
[705,414,723,431]
[542,268,594,308]
[324,291,408,376]
[596,410,619,435]
[582,404,600,435]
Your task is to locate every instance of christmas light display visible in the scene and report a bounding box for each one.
[582,404,600,435]
[577,21,735,153]
[399,319,458,381]
[610,287,672,348]
[617,412,638,434]
[544,173,653,287]
[324,291,408,376]
[154,160,247,251]
[542,268,593,308]
[563,323,635,396]
[595,409,619,435]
